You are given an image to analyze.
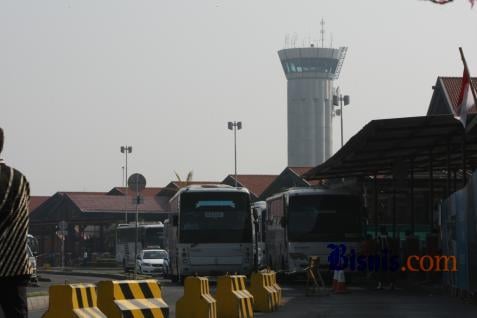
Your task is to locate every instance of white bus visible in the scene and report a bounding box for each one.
[166,185,254,281]
[265,188,364,274]
[115,223,165,270]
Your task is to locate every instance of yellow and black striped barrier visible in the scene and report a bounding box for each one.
[269,271,282,305]
[216,274,254,318]
[43,283,106,318]
[176,276,217,318]
[97,279,169,318]
[249,271,279,312]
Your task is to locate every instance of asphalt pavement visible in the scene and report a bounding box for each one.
[3,273,477,318]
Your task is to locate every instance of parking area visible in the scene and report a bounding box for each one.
[15,273,477,318]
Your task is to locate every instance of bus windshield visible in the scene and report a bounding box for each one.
[144,227,164,248]
[116,225,164,248]
[287,194,362,242]
[179,192,252,243]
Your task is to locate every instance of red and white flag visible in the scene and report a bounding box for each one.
[455,67,476,127]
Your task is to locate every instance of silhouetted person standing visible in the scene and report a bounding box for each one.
[0,128,32,318]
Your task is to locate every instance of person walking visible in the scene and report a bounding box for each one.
[0,128,32,318]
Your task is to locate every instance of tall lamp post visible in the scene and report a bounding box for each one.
[333,89,350,148]
[227,121,242,187]
[120,146,132,222]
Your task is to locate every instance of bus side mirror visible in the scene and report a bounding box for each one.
[172,215,178,227]
[280,216,287,228]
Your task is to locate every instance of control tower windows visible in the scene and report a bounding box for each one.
[281,58,338,74]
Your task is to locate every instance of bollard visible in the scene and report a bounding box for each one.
[43,283,106,318]
[216,274,254,318]
[249,271,278,312]
[97,279,169,318]
[176,276,217,318]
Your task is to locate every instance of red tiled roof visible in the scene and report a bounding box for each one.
[108,187,163,196]
[29,196,49,213]
[288,166,313,177]
[63,191,106,195]
[440,77,477,115]
[66,193,165,213]
[225,175,278,198]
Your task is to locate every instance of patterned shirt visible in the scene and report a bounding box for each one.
[0,162,32,277]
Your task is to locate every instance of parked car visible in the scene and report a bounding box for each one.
[27,245,38,283]
[136,249,169,276]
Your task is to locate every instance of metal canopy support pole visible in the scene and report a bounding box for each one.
[453,170,457,193]
[463,132,467,186]
[234,124,238,187]
[392,176,397,239]
[447,139,451,197]
[410,159,415,234]
[429,150,434,228]
[374,173,378,238]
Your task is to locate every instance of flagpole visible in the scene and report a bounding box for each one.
[460,47,477,133]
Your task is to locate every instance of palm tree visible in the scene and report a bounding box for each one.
[173,170,193,187]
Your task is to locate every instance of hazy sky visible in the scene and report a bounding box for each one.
[1,0,477,195]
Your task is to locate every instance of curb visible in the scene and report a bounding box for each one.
[28,295,49,311]
[39,270,129,280]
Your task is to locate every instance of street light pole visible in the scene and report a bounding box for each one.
[128,173,146,280]
[228,121,242,187]
[340,97,344,148]
[333,89,350,148]
[120,146,132,223]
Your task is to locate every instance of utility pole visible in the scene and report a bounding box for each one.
[120,146,132,223]
[227,121,242,187]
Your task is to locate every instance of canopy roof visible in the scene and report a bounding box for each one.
[305,115,477,180]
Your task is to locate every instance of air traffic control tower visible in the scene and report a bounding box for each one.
[278,44,347,167]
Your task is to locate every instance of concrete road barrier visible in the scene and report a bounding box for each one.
[269,271,282,305]
[249,271,279,312]
[42,283,106,318]
[176,276,217,318]
[216,275,254,318]
[97,279,169,318]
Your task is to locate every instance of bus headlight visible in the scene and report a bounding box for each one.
[181,247,190,264]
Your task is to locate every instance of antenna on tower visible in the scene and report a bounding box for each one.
[330,33,333,48]
[320,18,325,48]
